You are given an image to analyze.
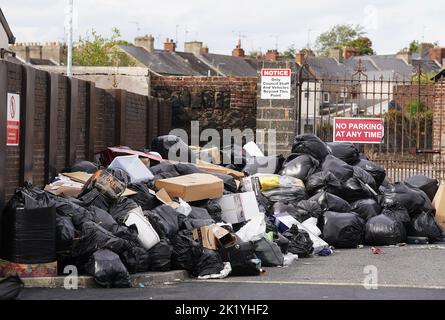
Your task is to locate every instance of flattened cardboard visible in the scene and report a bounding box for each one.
[195,159,245,179]
[433,181,445,229]
[148,188,180,209]
[155,173,224,202]
[44,182,82,197]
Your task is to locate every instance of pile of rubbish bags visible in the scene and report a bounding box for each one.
[1,134,444,289]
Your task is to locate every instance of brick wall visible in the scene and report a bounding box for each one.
[151,75,257,139]
[433,81,445,156]
[0,60,171,207]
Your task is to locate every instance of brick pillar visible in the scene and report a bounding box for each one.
[433,81,445,159]
[256,61,297,157]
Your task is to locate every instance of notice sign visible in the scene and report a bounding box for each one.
[7,93,20,146]
[333,117,384,144]
[261,69,291,99]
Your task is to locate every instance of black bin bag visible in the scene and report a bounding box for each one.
[172,230,203,273]
[279,154,319,181]
[327,142,360,165]
[219,242,262,276]
[262,186,308,204]
[408,211,444,242]
[355,159,386,187]
[405,175,439,202]
[62,160,99,174]
[0,276,24,300]
[282,225,313,258]
[309,191,352,213]
[291,134,330,162]
[192,249,225,278]
[151,135,192,161]
[72,221,131,264]
[381,182,432,217]
[253,237,284,267]
[1,193,56,264]
[350,199,381,221]
[128,182,160,210]
[305,171,343,197]
[148,239,173,272]
[321,155,354,182]
[323,211,365,248]
[56,215,75,252]
[381,204,411,230]
[85,249,131,288]
[365,214,406,246]
[150,204,181,239]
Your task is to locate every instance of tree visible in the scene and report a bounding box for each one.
[73,27,136,67]
[409,40,420,54]
[347,36,374,55]
[315,24,366,56]
[280,44,297,59]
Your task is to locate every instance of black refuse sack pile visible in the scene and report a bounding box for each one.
[1,134,444,289]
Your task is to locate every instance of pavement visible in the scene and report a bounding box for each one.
[16,244,445,300]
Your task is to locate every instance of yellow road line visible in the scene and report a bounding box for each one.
[185,279,445,290]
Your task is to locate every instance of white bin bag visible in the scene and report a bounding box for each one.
[124,207,160,250]
[109,155,154,183]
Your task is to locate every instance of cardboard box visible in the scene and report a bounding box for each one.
[218,192,261,224]
[433,181,445,229]
[155,173,224,202]
[44,181,83,197]
[192,224,236,250]
[195,159,245,179]
[190,146,221,164]
[0,259,57,278]
[274,212,298,233]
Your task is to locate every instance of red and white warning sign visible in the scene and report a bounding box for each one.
[261,68,291,100]
[333,117,384,144]
[7,93,20,146]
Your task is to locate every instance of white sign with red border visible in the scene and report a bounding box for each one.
[7,93,20,146]
[261,68,291,100]
[333,117,384,144]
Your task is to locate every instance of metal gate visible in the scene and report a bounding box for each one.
[296,59,444,181]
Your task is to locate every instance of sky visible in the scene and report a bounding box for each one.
[1,0,444,55]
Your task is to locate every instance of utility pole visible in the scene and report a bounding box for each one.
[67,0,73,77]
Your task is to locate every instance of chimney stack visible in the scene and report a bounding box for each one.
[430,47,445,67]
[328,48,343,62]
[343,47,360,60]
[232,39,245,58]
[265,49,278,61]
[184,41,203,55]
[135,34,154,52]
[396,48,412,65]
[201,45,209,54]
[163,38,176,52]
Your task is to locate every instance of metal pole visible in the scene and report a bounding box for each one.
[67,0,73,77]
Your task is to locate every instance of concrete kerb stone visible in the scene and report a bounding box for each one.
[0,270,189,289]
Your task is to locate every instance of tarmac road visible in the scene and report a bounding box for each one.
[19,245,445,300]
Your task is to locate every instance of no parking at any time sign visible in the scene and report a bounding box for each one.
[7,93,20,146]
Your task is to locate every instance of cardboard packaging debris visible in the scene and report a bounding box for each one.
[155,173,224,202]
[190,146,221,164]
[192,224,237,250]
[0,259,57,278]
[433,181,445,229]
[44,175,85,197]
[218,192,261,224]
[99,146,162,166]
[195,159,245,179]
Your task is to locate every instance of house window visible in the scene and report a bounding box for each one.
[323,92,330,103]
[340,87,348,98]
